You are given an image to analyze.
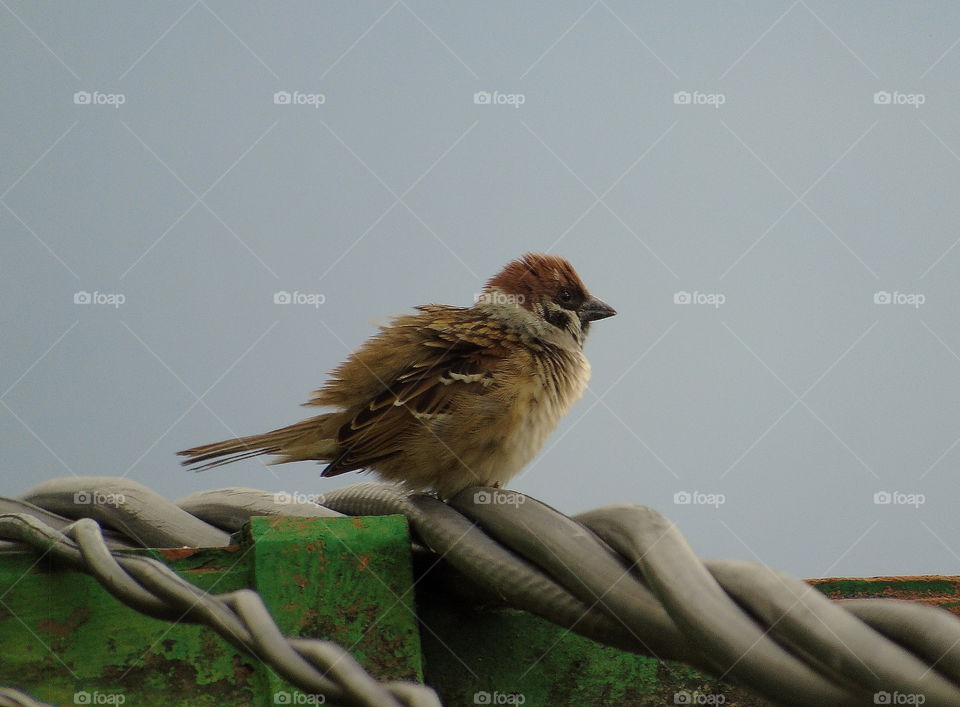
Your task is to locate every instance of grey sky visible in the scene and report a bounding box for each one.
[3,2,960,578]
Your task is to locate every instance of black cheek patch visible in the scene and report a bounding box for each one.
[544,308,572,331]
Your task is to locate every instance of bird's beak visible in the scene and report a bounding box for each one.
[578,296,617,322]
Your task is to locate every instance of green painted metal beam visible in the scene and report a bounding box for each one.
[416,576,960,705]
[248,515,422,703]
[0,515,420,706]
[0,546,256,704]
[1,514,957,706]
[417,595,770,706]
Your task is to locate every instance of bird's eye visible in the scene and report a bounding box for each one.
[558,288,573,303]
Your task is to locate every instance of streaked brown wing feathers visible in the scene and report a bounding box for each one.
[321,315,496,477]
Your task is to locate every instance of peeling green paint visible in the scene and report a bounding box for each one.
[0,516,419,705]
[248,514,422,705]
[2,522,958,706]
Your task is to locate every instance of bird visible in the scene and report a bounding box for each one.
[178,252,616,498]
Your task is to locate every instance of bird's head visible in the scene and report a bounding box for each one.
[478,252,616,346]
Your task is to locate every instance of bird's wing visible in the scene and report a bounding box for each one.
[317,306,509,477]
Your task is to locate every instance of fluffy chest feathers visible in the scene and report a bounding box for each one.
[443,304,593,488]
[423,341,590,494]
[501,345,591,469]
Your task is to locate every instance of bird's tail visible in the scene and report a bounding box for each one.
[178,415,337,471]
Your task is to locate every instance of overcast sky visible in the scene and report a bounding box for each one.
[3,2,960,578]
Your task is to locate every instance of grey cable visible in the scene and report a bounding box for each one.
[23,477,230,548]
[4,477,960,706]
[0,687,52,707]
[321,483,688,660]
[0,512,437,707]
[176,487,345,530]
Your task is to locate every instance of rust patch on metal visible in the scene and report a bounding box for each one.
[38,606,91,638]
[810,576,960,617]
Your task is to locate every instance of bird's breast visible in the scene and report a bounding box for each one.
[480,347,591,485]
[525,347,591,436]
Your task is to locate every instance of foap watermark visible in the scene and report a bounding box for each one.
[673,91,725,108]
[74,691,125,705]
[473,90,525,108]
[473,691,525,705]
[874,690,926,705]
[74,290,125,308]
[874,291,924,308]
[274,691,325,705]
[873,91,925,108]
[74,490,126,507]
[74,90,125,108]
[674,290,725,308]
[273,491,326,506]
[274,90,325,108]
[473,490,525,508]
[474,292,525,306]
[274,291,325,308]
[674,690,726,705]
[674,491,726,509]
[873,491,925,508]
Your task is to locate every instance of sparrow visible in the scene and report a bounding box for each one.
[178,253,616,498]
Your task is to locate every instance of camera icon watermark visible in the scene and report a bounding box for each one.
[473,90,525,108]
[274,291,325,308]
[673,690,726,705]
[74,290,125,308]
[873,291,924,308]
[474,292,526,306]
[273,691,326,704]
[74,690,126,704]
[874,690,926,704]
[873,91,925,108]
[673,91,726,108]
[674,290,725,308]
[73,90,125,108]
[673,490,726,509]
[873,491,925,508]
[473,490,526,508]
[73,490,126,508]
[273,491,326,506]
[273,90,325,108]
[473,691,526,705]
